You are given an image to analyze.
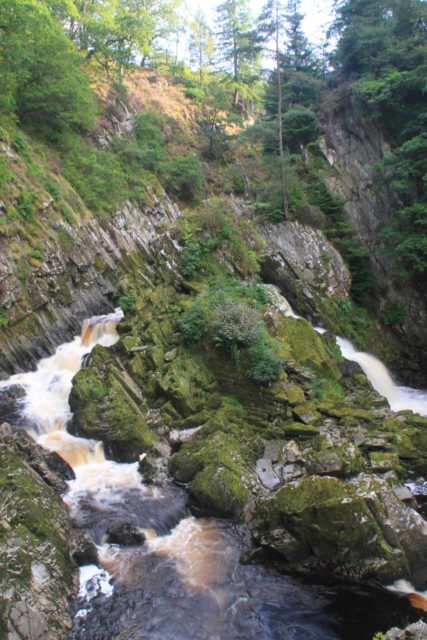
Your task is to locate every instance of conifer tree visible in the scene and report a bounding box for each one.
[189,8,215,84]
[215,0,259,106]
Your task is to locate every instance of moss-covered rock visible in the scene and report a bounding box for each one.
[250,475,427,587]
[189,466,249,518]
[70,346,157,461]
[0,429,76,640]
[292,404,321,425]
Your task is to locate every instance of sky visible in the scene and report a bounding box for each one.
[183,0,336,46]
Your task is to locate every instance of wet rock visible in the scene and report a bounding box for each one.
[0,385,26,425]
[384,621,427,639]
[263,440,286,464]
[0,422,74,493]
[106,522,146,546]
[71,530,98,566]
[256,458,281,491]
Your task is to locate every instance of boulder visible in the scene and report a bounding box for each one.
[385,621,427,639]
[249,475,427,587]
[106,522,146,546]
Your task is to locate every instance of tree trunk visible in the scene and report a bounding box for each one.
[275,0,289,219]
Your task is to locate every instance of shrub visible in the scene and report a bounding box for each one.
[177,280,283,385]
[177,300,206,342]
[282,107,319,151]
[247,327,283,384]
[162,154,203,201]
[17,190,36,220]
[118,291,136,313]
[210,300,260,350]
[0,307,9,328]
[0,157,10,194]
[383,301,407,325]
[28,247,44,261]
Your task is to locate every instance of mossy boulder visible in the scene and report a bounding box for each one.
[169,427,254,517]
[155,349,218,418]
[281,421,319,438]
[188,466,249,518]
[305,444,364,477]
[292,404,321,425]
[285,385,306,406]
[70,346,157,461]
[249,475,427,585]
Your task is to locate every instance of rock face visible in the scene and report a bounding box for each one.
[0,424,76,640]
[319,87,427,384]
[259,218,351,313]
[249,475,427,588]
[0,194,181,378]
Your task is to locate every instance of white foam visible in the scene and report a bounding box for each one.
[78,564,114,601]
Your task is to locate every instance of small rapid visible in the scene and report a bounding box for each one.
[0,303,423,639]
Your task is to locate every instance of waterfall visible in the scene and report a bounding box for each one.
[265,285,427,417]
[336,337,427,416]
[0,308,123,463]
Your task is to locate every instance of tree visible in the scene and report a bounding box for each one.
[283,0,316,72]
[258,0,290,217]
[62,0,182,74]
[0,0,96,138]
[189,8,215,84]
[215,0,260,107]
[197,79,233,158]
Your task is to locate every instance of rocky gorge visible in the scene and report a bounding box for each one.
[1,73,427,640]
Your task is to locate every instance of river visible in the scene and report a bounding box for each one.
[0,301,425,639]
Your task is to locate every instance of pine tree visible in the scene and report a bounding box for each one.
[258,0,289,218]
[283,0,315,72]
[189,9,215,84]
[215,0,259,106]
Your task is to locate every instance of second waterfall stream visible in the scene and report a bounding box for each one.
[0,298,426,639]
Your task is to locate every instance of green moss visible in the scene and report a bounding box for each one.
[189,466,249,518]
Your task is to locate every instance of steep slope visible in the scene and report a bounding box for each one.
[319,85,427,384]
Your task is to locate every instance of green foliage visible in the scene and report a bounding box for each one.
[372,633,385,640]
[118,291,136,313]
[179,197,263,279]
[28,248,44,261]
[383,301,407,325]
[162,154,204,201]
[177,279,282,384]
[310,180,375,301]
[17,190,36,221]
[0,307,8,328]
[379,134,427,275]
[60,134,127,215]
[247,326,283,384]
[0,0,96,141]
[0,157,10,194]
[282,106,319,151]
[132,111,167,172]
[177,298,207,343]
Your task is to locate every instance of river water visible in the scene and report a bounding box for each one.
[0,303,425,639]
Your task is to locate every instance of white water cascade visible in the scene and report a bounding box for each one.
[265,285,427,417]
[0,308,124,466]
